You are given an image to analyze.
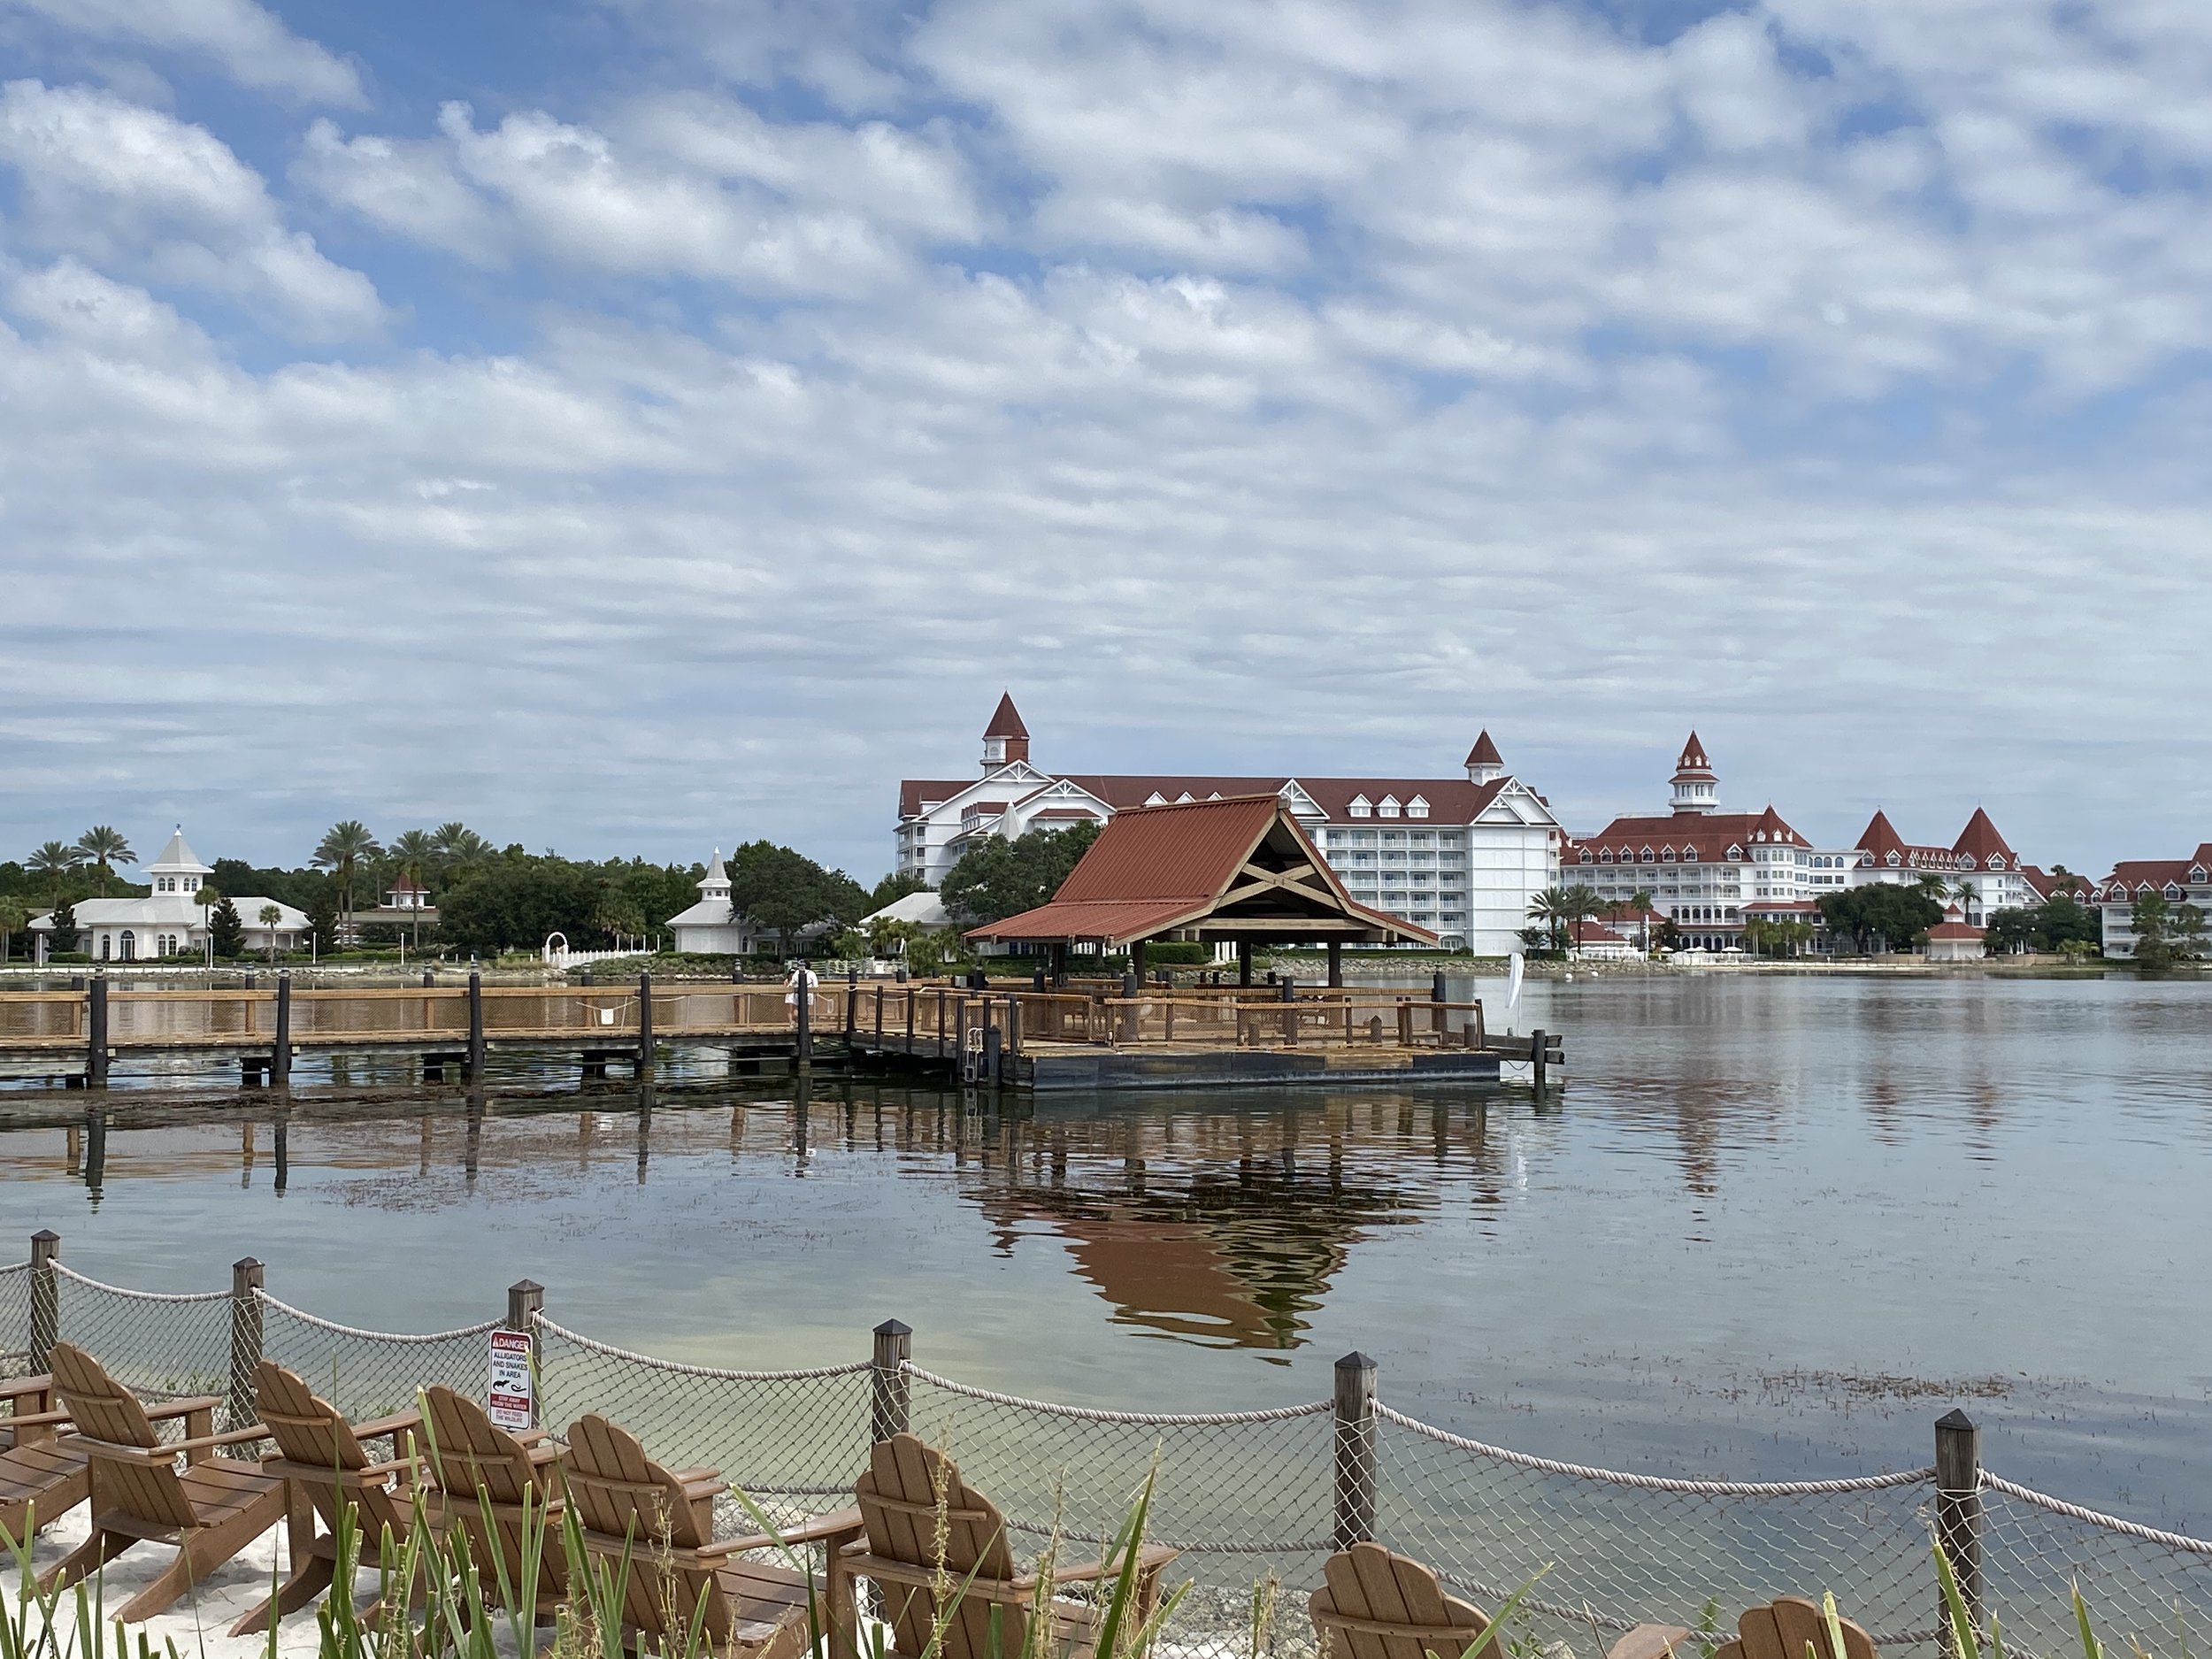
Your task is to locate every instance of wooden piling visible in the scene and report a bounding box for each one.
[507,1279,544,1425]
[1532,1027,1548,1092]
[28,1230,58,1372]
[870,1319,912,1442]
[228,1257,264,1430]
[273,973,292,1086]
[1936,1409,1985,1632]
[637,971,655,1079]
[795,975,813,1066]
[1332,1351,1379,1548]
[1327,941,1343,987]
[466,972,485,1079]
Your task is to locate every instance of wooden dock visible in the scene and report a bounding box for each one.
[0,976,1563,1094]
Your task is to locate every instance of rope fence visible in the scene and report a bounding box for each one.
[6,1247,2209,1659]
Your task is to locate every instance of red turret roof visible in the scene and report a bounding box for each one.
[1855,810,1952,869]
[984,692,1028,741]
[1567,805,1806,865]
[1951,808,2016,869]
[1465,730,1503,768]
[1673,732,1713,776]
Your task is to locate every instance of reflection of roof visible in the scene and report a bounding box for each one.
[971,796,1433,947]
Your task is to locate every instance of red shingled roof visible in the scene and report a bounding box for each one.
[1464,730,1503,768]
[1855,810,1951,868]
[970,795,1434,947]
[1673,731,1713,776]
[984,693,1028,740]
[899,778,969,818]
[1569,805,1804,864]
[1951,808,2016,870]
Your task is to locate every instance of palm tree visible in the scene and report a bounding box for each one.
[28,841,82,907]
[75,826,134,896]
[433,822,491,868]
[1628,887,1657,957]
[257,903,283,964]
[0,901,24,964]
[1529,886,1601,954]
[311,820,383,921]
[389,828,435,883]
[1949,876,1979,926]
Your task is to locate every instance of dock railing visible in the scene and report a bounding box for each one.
[7,1235,2210,1656]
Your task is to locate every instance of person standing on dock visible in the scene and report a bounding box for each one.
[785,959,819,1026]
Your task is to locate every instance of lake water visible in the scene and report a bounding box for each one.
[4,971,2207,1535]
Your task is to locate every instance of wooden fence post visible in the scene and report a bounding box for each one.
[1333,1350,1379,1548]
[466,972,486,1080]
[637,971,655,1079]
[871,1318,912,1443]
[273,974,292,1085]
[229,1257,264,1430]
[508,1279,544,1425]
[1936,1409,1985,1632]
[28,1231,59,1373]
[86,977,109,1089]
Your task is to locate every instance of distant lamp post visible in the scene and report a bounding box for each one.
[196,887,218,968]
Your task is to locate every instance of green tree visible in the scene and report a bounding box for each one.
[28,841,82,906]
[718,841,874,943]
[1983,908,2039,955]
[257,903,283,962]
[2037,894,2101,953]
[0,900,24,963]
[1818,885,1943,952]
[1525,884,1600,953]
[1626,887,1656,956]
[311,820,383,918]
[940,822,1102,926]
[75,826,134,896]
[433,823,494,870]
[869,870,931,911]
[438,862,605,956]
[49,902,78,954]
[209,896,245,959]
[2128,891,2171,966]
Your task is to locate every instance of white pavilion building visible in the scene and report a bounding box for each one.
[666,849,762,956]
[29,827,309,962]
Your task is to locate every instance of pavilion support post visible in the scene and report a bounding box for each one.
[1130,939,1148,981]
[1327,941,1342,987]
[1237,941,1253,987]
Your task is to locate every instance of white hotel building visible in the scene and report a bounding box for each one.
[895,698,1562,955]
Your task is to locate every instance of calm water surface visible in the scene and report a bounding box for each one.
[3,972,2207,1529]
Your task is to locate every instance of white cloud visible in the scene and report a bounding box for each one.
[0,0,364,106]
[0,80,383,338]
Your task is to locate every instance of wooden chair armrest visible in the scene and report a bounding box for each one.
[353,1411,421,1441]
[143,1395,227,1420]
[3,1408,72,1429]
[1606,1626,1694,1659]
[1018,1543,1179,1588]
[511,1428,552,1448]
[4,1376,55,1407]
[701,1505,865,1557]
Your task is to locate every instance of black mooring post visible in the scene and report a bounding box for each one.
[466,971,485,1080]
[86,977,109,1089]
[1328,941,1343,987]
[273,972,292,1086]
[637,971,654,1079]
[795,975,812,1066]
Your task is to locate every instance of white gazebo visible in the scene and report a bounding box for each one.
[666,849,760,955]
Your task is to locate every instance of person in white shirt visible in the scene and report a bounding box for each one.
[784,960,819,1025]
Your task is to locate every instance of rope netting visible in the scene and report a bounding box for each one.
[1376,1402,1945,1648]
[900,1364,1338,1657]
[0,1263,29,1379]
[50,1262,232,1402]
[257,1293,498,1422]
[1977,1476,2212,1657]
[4,1259,2208,1659]
[534,1316,872,1512]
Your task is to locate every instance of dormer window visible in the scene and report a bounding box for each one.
[1640,847,1655,864]
[1176,792,1194,803]
[1727,846,1744,863]
[1886,851,1901,867]
[1348,796,1371,818]
[1379,795,1402,818]
[1660,847,1677,863]
[2166,883,2185,900]
[1145,792,1168,806]
[1683,848,1699,863]
[2193,867,2208,885]
[1408,795,1429,818]
[1985,856,2002,871]
[1578,849,1594,864]
[1599,849,1614,864]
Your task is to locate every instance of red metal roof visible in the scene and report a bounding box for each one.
[899,778,968,818]
[1673,731,1713,776]
[1951,807,2016,869]
[1464,730,1503,768]
[1569,806,1804,864]
[1927,920,1985,940]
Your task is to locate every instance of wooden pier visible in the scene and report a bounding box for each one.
[0,974,1562,1094]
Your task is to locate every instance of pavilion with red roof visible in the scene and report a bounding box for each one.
[966,795,1436,984]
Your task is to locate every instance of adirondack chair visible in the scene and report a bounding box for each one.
[1,1376,61,1450]
[227,1361,429,1636]
[563,1412,864,1658]
[0,1371,86,1543]
[37,1342,281,1622]
[830,1432,1179,1659]
[1310,1541,1493,1659]
[418,1385,565,1617]
[1707,1597,1876,1659]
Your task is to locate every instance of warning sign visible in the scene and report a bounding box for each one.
[488,1329,534,1431]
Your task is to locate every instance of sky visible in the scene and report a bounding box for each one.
[2,0,2209,881]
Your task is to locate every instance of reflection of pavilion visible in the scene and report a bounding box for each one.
[960,1097,1503,1354]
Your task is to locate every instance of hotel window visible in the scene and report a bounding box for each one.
[1379,796,1402,818]
[1408,797,1430,818]
[1349,798,1371,818]
[1384,833,1407,847]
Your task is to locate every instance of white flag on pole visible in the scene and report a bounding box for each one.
[1505,950,1525,1011]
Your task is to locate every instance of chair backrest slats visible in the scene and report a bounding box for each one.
[1315,1544,1487,1659]
[48,1345,196,1532]
[857,1433,1019,1659]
